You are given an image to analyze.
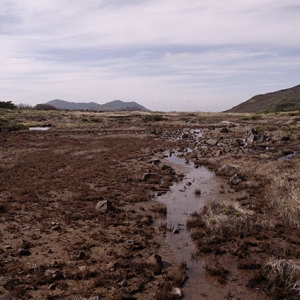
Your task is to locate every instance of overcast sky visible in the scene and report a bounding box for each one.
[1,0,300,111]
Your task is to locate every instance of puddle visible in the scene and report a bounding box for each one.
[157,153,226,299]
[29,127,51,131]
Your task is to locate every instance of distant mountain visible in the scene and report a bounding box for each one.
[226,85,300,113]
[46,99,150,112]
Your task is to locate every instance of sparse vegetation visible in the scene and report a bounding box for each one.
[142,114,165,122]
[1,109,300,299]
[251,258,300,299]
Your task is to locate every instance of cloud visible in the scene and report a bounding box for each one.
[0,0,300,111]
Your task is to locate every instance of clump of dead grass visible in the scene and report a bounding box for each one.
[266,160,300,228]
[191,201,274,239]
[253,258,300,299]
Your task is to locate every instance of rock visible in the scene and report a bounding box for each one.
[146,254,164,274]
[173,229,180,234]
[20,240,31,249]
[51,225,61,231]
[95,200,113,214]
[282,149,294,156]
[171,287,183,299]
[206,139,218,146]
[106,261,119,271]
[18,249,31,256]
[142,173,161,183]
[50,261,59,268]
[141,215,153,225]
[246,128,260,144]
[48,283,57,290]
[230,174,246,185]
[235,138,246,147]
[0,277,19,291]
[215,150,222,157]
[281,136,290,141]
[182,133,189,139]
[148,158,161,165]
[220,127,229,133]
[78,265,87,272]
[71,251,86,260]
[44,269,64,280]
[161,165,175,175]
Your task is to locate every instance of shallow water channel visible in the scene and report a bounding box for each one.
[157,154,227,299]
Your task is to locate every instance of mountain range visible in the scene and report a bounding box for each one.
[46,99,150,112]
[226,84,300,113]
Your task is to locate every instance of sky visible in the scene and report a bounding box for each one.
[1,0,300,112]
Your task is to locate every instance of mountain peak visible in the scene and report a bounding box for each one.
[46,99,150,112]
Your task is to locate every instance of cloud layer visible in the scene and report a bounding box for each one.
[1,0,300,111]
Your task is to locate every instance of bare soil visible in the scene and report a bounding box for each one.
[0,111,300,299]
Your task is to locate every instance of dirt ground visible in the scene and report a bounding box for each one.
[0,111,300,299]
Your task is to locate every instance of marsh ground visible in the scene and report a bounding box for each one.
[0,110,300,299]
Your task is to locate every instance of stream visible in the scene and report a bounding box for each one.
[157,153,227,299]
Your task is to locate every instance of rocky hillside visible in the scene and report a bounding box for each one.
[46,99,150,112]
[226,84,300,113]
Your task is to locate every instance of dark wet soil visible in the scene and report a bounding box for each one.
[1,111,300,299]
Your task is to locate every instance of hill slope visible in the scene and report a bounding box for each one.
[226,85,300,113]
[46,99,150,112]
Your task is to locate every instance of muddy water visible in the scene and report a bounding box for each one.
[158,154,227,299]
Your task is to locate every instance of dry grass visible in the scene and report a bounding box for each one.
[265,158,300,228]
[254,258,300,298]
[190,201,274,241]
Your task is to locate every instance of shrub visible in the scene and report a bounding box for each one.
[34,104,58,110]
[0,101,16,109]
[142,114,165,122]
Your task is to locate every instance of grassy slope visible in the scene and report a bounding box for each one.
[226,84,300,113]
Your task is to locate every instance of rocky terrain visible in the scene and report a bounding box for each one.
[0,110,300,299]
